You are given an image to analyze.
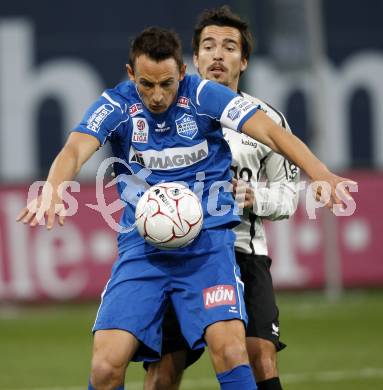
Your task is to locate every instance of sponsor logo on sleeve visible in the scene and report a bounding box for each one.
[175,113,198,140]
[177,96,190,108]
[86,104,114,132]
[203,285,236,309]
[129,103,143,117]
[132,118,149,143]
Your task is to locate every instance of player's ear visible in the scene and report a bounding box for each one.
[193,54,199,71]
[126,64,135,81]
[240,58,248,73]
[179,63,187,81]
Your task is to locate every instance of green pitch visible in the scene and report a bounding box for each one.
[0,290,382,389]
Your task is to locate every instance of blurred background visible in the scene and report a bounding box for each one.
[0,0,382,389]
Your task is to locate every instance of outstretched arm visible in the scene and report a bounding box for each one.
[241,109,355,208]
[242,110,326,180]
[16,132,100,229]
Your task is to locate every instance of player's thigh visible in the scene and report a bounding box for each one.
[170,228,247,351]
[205,318,246,349]
[93,251,170,360]
[92,329,140,368]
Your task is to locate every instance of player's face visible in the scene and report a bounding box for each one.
[194,25,247,92]
[127,55,186,114]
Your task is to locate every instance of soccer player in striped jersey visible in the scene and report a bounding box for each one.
[144,6,300,390]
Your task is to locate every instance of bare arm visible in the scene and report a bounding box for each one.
[242,110,355,207]
[242,110,328,180]
[46,132,100,185]
[257,122,300,220]
[17,132,100,228]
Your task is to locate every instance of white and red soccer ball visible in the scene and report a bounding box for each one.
[135,182,203,249]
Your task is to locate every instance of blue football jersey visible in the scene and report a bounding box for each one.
[73,74,258,252]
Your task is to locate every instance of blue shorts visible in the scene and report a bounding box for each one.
[93,227,247,362]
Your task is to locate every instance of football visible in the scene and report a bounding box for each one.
[135,182,203,249]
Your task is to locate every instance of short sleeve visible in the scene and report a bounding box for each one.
[194,80,258,131]
[73,92,129,145]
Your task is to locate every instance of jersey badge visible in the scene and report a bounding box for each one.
[132,118,149,143]
[175,113,198,140]
[129,103,143,117]
[176,96,190,108]
[227,106,241,121]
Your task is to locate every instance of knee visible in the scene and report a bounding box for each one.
[211,341,248,369]
[90,357,125,390]
[206,320,248,371]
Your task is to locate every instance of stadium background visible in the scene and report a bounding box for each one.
[0,0,382,389]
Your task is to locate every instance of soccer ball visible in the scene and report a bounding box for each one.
[135,182,203,249]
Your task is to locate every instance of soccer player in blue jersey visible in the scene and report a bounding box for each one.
[144,7,297,390]
[17,27,353,390]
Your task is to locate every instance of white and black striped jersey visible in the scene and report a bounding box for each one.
[223,92,300,255]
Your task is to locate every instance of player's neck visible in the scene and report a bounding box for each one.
[228,81,239,93]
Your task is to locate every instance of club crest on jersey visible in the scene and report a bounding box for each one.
[203,285,236,309]
[86,104,114,133]
[132,118,149,143]
[176,96,190,108]
[175,113,198,140]
[227,106,241,121]
[129,103,143,117]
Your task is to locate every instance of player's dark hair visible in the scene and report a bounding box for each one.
[129,27,184,71]
[192,5,254,61]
